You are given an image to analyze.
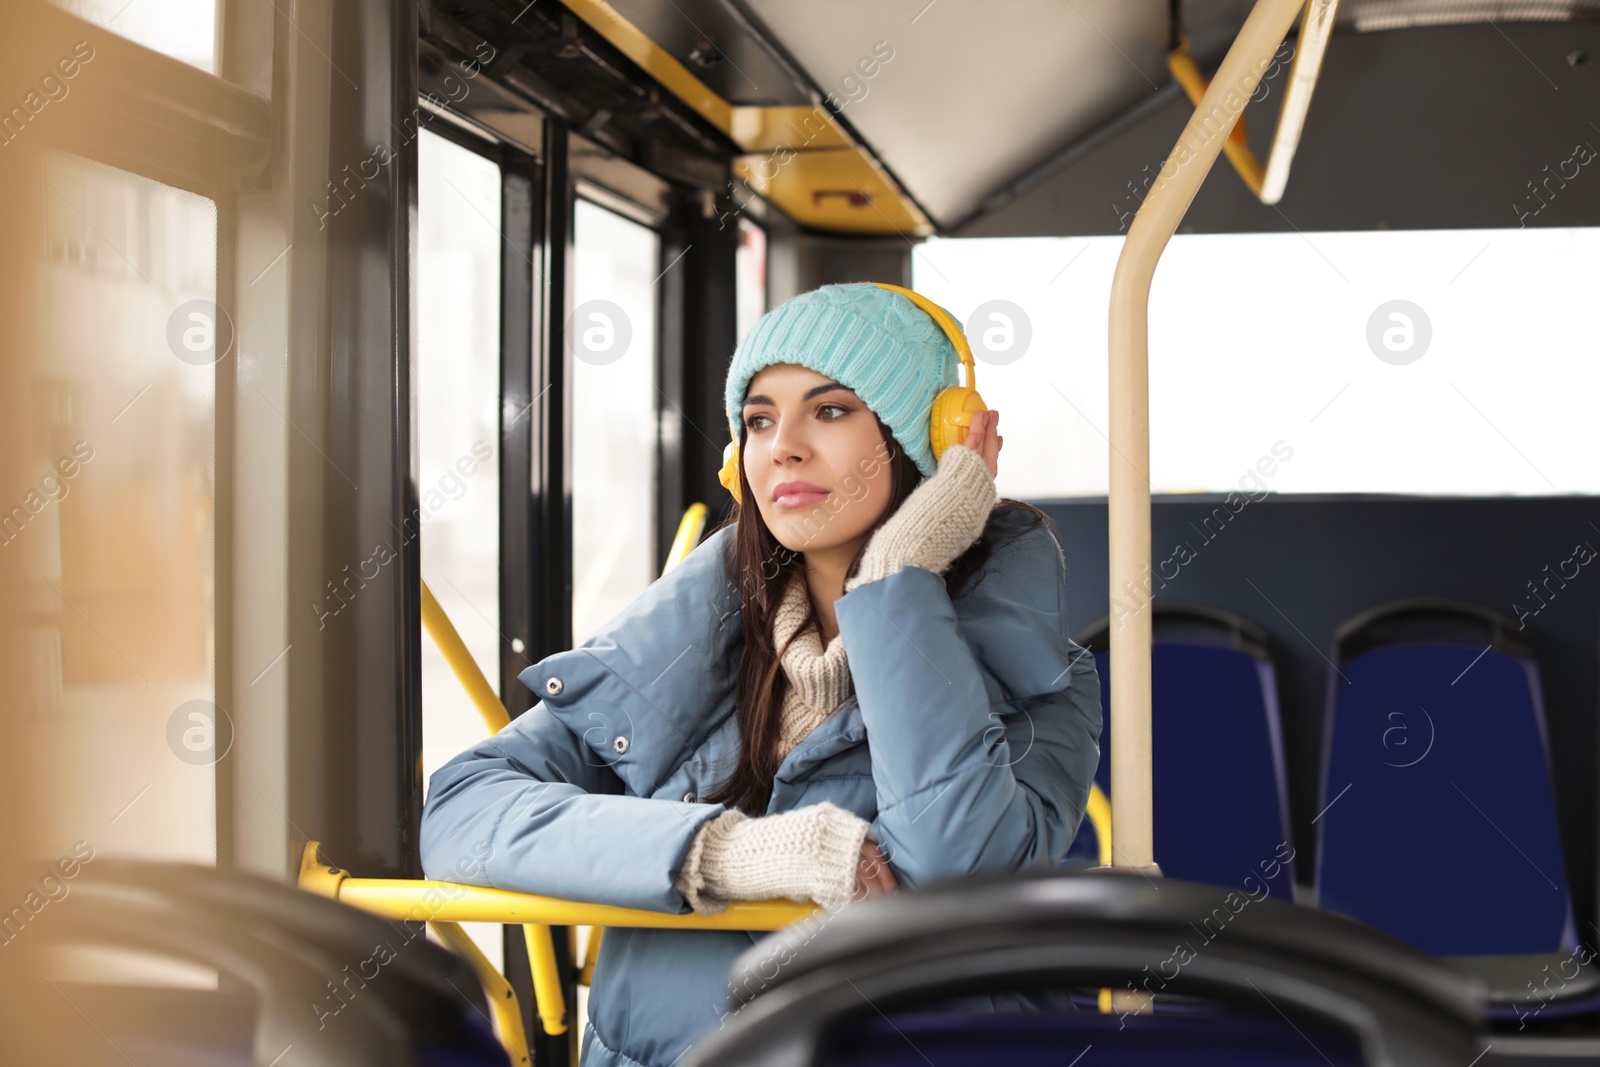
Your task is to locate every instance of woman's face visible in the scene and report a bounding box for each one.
[741,363,897,558]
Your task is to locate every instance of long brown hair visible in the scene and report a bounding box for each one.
[702,415,1050,815]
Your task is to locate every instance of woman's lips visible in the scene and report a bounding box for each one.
[773,489,830,509]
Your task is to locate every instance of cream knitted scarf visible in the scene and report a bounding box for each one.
[770,570,853,760]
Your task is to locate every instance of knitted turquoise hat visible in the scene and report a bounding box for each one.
[723,283,959,478]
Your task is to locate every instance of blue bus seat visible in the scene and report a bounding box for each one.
[1068,604,1296,901]
[1316,599,1594,1014]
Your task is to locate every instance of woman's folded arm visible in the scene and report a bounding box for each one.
[837,524,1102,889]
[420,703,726,914]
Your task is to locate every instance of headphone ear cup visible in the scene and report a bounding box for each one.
[929,386,988,460]
[719,441,742,503]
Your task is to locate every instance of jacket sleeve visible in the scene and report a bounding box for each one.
[419,703,726,913]
[835,520,1102,890]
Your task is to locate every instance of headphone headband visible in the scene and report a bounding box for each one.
[871,282,977,390]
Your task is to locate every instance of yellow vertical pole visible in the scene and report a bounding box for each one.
[429,922,532,1066]
[523,924,569,1036]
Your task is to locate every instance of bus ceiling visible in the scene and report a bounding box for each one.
[432,0,1600,237]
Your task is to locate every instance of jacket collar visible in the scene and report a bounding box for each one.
[518,525,743,797]
[772,694,865,789]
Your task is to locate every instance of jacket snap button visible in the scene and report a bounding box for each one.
[545,677,563,696]
[613,736,629,755]
[683,792,695,803]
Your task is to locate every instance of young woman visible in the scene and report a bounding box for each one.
[420,282,1103,1067]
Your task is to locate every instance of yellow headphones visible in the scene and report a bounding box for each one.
[718,282,986,504]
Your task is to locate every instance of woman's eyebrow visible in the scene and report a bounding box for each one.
[743,382,851,408]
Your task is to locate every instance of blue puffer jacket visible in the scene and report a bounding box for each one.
[420,507,1102,1067]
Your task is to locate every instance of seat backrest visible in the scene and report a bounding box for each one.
[57,860,508,1067]
[1317,602,1574,956]
[688,870,1485,1067]
[1069,605,1295,900]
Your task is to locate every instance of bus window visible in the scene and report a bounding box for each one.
[416,129,504,970]
[54,0,217,75]
[736,217,767,346]
[34,153,219,868]
[571,199,659,644]
[916,228,1600,499]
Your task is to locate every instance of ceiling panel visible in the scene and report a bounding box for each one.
[605,0,813,105]
[739,0,1171,229]
[955,22,1600,236]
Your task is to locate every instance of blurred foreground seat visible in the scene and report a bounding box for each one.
[51,859,508,1067]
[687,869,1484,1067]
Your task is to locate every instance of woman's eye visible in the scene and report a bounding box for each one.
[817,403,850,420]
[745,403,851,431]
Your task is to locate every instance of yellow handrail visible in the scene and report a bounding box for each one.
[420,580,510,735]
[300,842,814,930]
[1166,0,1340,205]
[663,503,708,577]
[1087,783,1113,868]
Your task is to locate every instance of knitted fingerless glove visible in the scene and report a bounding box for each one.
[845,443,997,593]
[673,801,873,915]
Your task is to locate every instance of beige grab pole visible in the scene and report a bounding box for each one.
[1107,0,1309,872]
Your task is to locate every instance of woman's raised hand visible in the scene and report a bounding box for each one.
[963,409,1002,480]
[854,837,897,900]
[842,409,1001,593]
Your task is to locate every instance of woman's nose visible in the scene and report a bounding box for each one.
[769,414,810,463]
